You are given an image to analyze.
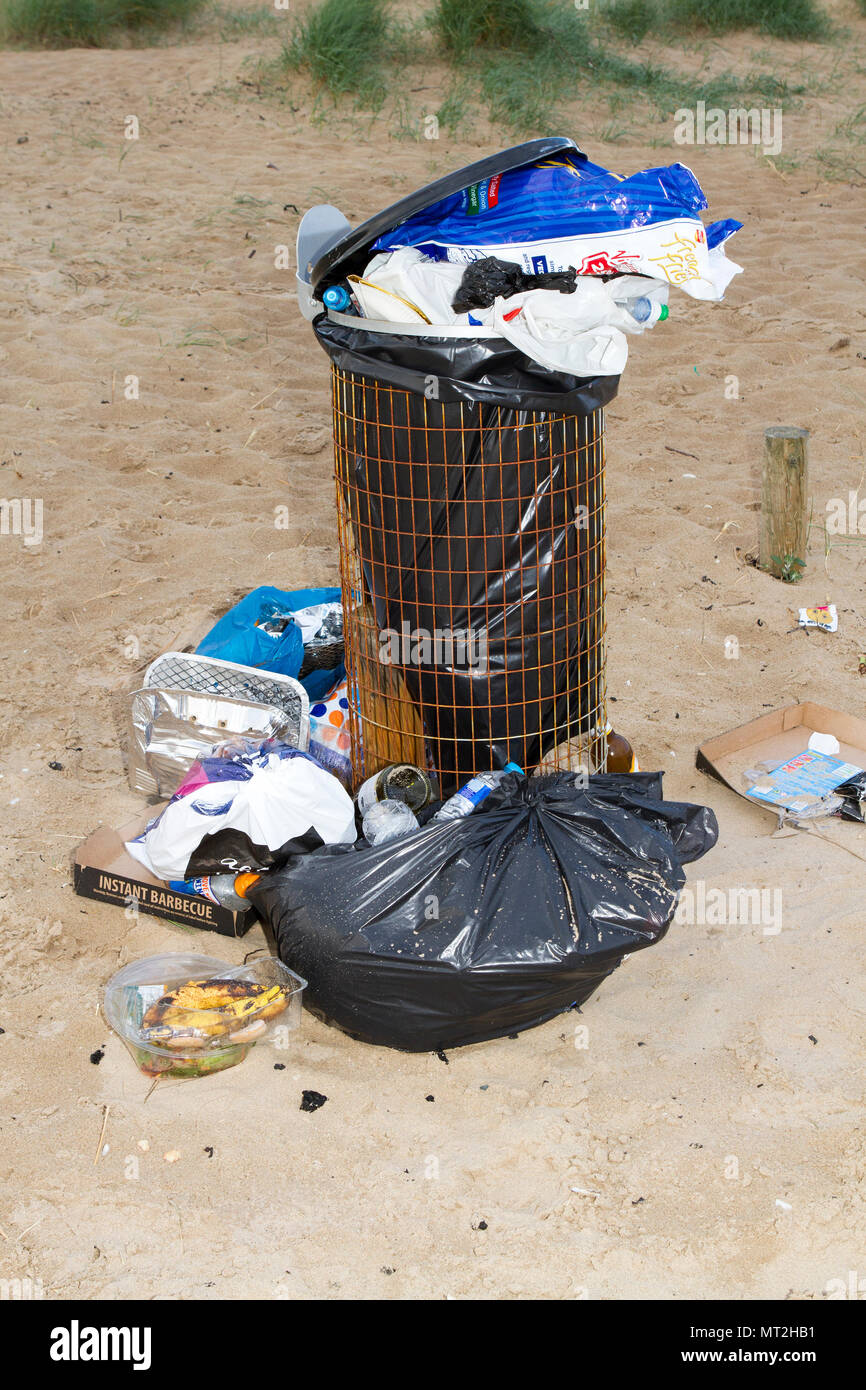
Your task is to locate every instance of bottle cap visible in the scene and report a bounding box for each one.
[659,304,669,321]
[323,284,350,310]
[234,873,261,899]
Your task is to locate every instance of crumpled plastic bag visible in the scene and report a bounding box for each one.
[491,278,665,376]
[249,770,719,1051]
[357,248,672,375]
[452,255,579,312]
[372,156,742,302]
[359,248,468,324]
[308,678,353,789]
[196,585,344,700]
[126,744,356,881]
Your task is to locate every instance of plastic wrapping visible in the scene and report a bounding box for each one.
[128,689,295,800]
[126,744,357,881]
[103,953,306,1079]
[249,771,719,1051]
[308,678,353,788]
[354,248,580,324]
[315,312,619,411]
[310,138,586,297]
[836,770,866,823]
[371,157,742,302]
[295,602,344,678]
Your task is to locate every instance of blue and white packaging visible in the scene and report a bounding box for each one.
[372,157,742,302]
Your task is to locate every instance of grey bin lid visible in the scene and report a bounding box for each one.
[308,136,585,300]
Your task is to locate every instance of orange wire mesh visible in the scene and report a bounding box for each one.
[332,366,607,794]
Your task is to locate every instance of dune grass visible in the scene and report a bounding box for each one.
[1,0,205,46]
[603,0,831,44]
[1,0,109,44]
[434,0,538,56]
[281,0,401,103]
[272,0,815,135]
[602,0,659,45]
[433,0,801,136]
[666,0,830,41]
[211,2,281,40]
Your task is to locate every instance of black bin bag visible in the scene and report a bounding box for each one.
[248,772,718,1052]
[317,316,619,790]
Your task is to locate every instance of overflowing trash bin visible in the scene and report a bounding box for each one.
[300,141,616,793]
[298,138,741,794]
[87,135,739,1070]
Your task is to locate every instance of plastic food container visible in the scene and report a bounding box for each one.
[103,953,306,1079]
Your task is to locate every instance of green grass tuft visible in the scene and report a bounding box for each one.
[283,0,394,102]
[434,0,538,56]
[603,0,661,45]
[481,51,563,135]
[452,0,800,135]
[435,79,476,139]
[211,3,281,39]
[603,0,830,43]
[1,0,205,45]
[665,0,831,42]
[2,0,108,44]
[118,0,205,28]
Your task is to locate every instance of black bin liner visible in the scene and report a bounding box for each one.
[249,771,718,1052]
[317,314,621,789]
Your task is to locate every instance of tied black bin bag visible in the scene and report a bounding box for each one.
[248,772,718,1052]
[304,138,620,793]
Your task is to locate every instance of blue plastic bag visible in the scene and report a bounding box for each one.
[374,157,711,251]
[372,157,741,301]
[196,586,343,697]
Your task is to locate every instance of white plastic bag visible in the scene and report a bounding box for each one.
[126,746,356,880]
[492,282,634,376]
[359,248,469,325]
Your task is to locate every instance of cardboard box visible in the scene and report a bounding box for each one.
[696,701,866,815]
[73,810,252,938]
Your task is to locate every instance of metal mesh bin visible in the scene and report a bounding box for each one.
[300,138,619,793]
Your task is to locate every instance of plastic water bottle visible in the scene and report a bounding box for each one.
[432,762,524,822]
[168,873,260,913]
[628,297,669,325]
[323,284,352,312]
[363,799,419,845]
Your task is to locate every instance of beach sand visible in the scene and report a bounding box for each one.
[1,2,865,1299]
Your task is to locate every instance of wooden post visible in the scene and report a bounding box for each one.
[759,426,809,580]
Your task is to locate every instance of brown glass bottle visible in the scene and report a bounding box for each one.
[605,729,634,774]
